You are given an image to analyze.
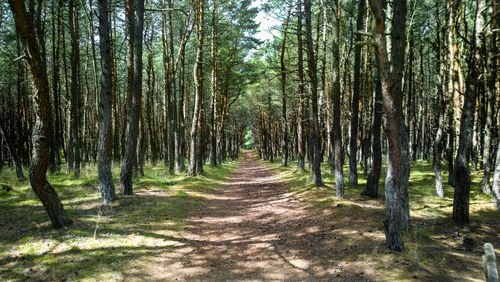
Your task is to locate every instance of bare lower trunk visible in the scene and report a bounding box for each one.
[189,0,204,176]
[120,0,144,194]
[0,122,25,181]
[97,0,116,204]
[69,0,80,179]
[492,139,500,209]
[9,0,72,228]
[369,0,410,251]
[349,0,365,185]
[433,1,445,198]
[364,66,382,198]
[296,0,305,172]
[305,0,323,187]
[332,0,344,197]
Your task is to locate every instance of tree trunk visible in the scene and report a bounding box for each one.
[97,0,116,204]
[349,0,365,185]
[452,2,481,224]
[364,61,382,198]
[433,0,445,198]
[0,121,25,181]
[297,0,305,172]
[280,3,292,167]
[492,129,500,209]
[209,1,217,167]
[332,0,344,197]
[8,0,72,228]
[50,0,61,173]
[481,0,497,194]
[189,0,205,176]
[369,0,410,251]
[120,0,144,194]
[305,0,323,187]
[69,0,81,179]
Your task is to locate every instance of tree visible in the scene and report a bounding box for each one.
[120,0,144,194]
[97,0,116,204]
[432,0,445,198]
[296,0,306,172]
[363,63,382,198]
[369,0,410,251]
[280,2,292,167]
[452,0,482,224]
[8,0,72,228]
[331,0,344,197]
[305,0,323,187]
[349,0,366,185]
[68,0,81,179]
[189,0,205,176]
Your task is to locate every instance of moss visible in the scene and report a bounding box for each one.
[0,159,239,281]
[260,155,499,281]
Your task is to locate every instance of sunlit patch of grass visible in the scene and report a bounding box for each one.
[0,159,239,281]
[259,153,500,281]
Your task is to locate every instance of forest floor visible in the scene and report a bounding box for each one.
[0,151,499,281]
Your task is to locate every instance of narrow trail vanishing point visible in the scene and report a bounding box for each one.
[157,151,374,281]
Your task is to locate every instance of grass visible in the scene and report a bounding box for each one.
[258,153,500,281]
[0,160,239,281]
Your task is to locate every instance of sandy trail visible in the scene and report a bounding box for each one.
[157,151,369,281]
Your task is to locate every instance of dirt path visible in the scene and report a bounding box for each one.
[158,151,368,281]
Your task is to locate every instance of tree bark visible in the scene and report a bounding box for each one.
[349,0,365,185]
[433,0,445,198]
[492,129,500,209]
[364,61,382,198]
[69,0,81,179]
[297,0,306,172]
[0,121,25,181]
[210,1,217,167]
[305,0,323,187]
[369,0,410,251]
[188,0,205,176]
[452,1,481,224]
[97,0,116,204]
[280,3,293,167]
[8,0,72,228]
[120,0,144,194]
[481,0,497,194]
[332,0,344,197]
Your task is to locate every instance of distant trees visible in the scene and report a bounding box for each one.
[1,0,254,225]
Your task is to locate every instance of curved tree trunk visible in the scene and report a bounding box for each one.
[188,0,205,176]
[369,0,410,251]
[8,0,72,228]
[452,2,481,224]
